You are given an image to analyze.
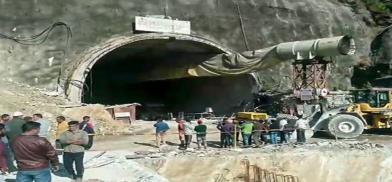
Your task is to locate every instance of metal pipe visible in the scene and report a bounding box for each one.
[190,35,356,77]
[276,35,355,60]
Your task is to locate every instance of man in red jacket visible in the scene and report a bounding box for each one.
[0,124,8,175]
[12,122,59,182]
[176,118,186,149]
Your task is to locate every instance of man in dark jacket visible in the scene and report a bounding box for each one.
[216,119,226,148]
[269,119,280,144]
[5,112,25,172]
[12,122,59,182]
[79,116,95,150]
[6,112,25,143]
[222,119,235,148]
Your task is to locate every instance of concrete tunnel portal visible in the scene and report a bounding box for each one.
[67,33,255,118]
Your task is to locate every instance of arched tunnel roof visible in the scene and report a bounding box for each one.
[65,33,235,103]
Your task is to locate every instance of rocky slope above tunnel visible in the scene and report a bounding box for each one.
[0,0,390,96]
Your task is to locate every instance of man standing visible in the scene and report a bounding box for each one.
[269,119,279,144]
[79,116,95,150]
[240,120,254,147]
[0,114,10,124]
[12,122,59,182]
[59,121,89,182]
[279,118,288,143]
[32,113,51,139]
[3,113,19,172]
[222,119,235,148]
[252,120,264,147]
[0,123,8,181]
[153,118,170,148]
[55,116,68,139]
[216,118,226,148]
[6,112,25,143]
[295,116,308,143]
[55,116,68,149]
[184,119,194,149]
[194,120,207,150]
[260,120,270,143]
[176,118,186,149]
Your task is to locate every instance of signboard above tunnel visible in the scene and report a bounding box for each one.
[134,16,191,34]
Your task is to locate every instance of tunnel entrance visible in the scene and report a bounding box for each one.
[83,75,254,118]
[68,33,255,118]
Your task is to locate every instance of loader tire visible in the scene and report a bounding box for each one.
[328,114,364,139]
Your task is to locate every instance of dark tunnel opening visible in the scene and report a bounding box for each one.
[82,39,255,118]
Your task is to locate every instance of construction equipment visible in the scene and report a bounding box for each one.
[234,35,361,138]
[276,35,392,138]
[304,88,392,138]
[232,36,391,139]
[236,112,269,121]
[348,88,392,129]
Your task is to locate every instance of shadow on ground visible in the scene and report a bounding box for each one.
[364,129,392,136]
[134,142,158,148]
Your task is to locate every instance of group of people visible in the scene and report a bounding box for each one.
[153,116,309,150]
[0,112,95,182]
[217,117,308,148]
[154,118,208,150]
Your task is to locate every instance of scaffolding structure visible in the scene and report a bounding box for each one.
[242,159,300,182]
[292,57,330,92]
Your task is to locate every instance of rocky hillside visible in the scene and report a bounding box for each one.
[340,0,391,88]
[0,0,390,99]
[257,0,391,91]
[339,0,392,53]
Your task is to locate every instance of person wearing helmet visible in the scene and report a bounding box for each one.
[6,112,25,144]
[194,119,207,150]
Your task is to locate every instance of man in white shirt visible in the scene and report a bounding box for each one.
[279,119,288,143]
[184,119,194,149]
[294,116,308,143]
[32,113,51,139]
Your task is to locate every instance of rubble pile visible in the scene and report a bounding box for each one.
[63,105,131,135]
[0,80,133,136]
[295,140,384,150]
[333,141,384,150]
[0,79,64,115]
[125,140,386,161]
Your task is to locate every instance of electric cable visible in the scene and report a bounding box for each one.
[233,0,250,51]
[0,22,72,45]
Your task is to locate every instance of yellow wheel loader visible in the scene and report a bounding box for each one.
[347,88,392,129]
[306,88,392,139]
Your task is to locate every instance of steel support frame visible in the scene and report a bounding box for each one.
[292,58,330,91]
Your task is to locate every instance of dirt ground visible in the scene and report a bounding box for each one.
[2,80,392,182]
[1,119,392,182]
[90,121,392,182]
